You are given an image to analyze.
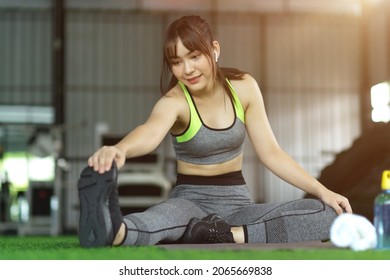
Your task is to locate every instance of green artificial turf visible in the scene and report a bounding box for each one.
[0,236,390,260]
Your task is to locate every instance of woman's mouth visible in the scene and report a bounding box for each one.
[186,75,201,84]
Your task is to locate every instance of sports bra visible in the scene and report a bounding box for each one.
[171,79,246,165]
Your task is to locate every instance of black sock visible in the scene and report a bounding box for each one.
[243,225,249,243]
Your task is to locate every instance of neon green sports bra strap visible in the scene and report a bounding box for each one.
[176,82,202,143]
[226,79,245,123]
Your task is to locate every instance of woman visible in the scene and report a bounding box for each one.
[77,15,352,247]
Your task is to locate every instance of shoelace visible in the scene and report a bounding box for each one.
[203,228,234,243]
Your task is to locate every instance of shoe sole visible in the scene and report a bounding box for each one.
[78,164,117,247]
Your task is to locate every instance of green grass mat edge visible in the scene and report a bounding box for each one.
[0,236,389,260]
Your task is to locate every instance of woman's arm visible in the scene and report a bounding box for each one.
[88,91,182,174]
[238,75,352,214]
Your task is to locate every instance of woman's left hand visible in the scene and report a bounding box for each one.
[320,189,353,215]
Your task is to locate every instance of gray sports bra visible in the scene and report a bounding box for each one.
[171,80,246,165]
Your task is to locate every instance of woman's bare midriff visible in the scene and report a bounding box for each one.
[176,153,244,176]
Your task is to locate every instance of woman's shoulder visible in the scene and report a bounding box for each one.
[230,73,259,89]
[158,84,188,113]
[229,74,262,106]
[161,83,186,102]
[159,83,192,132]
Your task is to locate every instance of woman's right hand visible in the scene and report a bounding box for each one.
[87,145,126,174]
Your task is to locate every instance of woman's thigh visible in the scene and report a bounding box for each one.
[226,198,337,243]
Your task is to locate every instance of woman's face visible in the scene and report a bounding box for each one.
[170,38,213,93]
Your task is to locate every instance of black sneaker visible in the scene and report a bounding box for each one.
[182,214,235,244]
[77,162,122,247]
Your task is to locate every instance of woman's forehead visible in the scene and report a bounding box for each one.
[174,38,194,57]
[167,36,196,58]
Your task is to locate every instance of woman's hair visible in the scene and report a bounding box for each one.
[160,15,246,100]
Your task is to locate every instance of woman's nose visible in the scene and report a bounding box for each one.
[184,60,194,74]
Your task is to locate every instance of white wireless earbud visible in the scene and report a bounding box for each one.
[214,50,218,63]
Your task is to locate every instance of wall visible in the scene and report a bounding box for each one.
[367,0,390,86]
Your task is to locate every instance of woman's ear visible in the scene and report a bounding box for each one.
[212,41,220,63]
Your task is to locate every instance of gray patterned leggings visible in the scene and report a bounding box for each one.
[121,171,337,246]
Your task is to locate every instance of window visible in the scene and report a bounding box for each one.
[1,152,55,192]
[0,105,54,124]
[371,81,390,123]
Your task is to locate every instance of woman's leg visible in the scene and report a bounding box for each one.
[121,197,208,245]
[226,198,337,243]
[77,163,208,247]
